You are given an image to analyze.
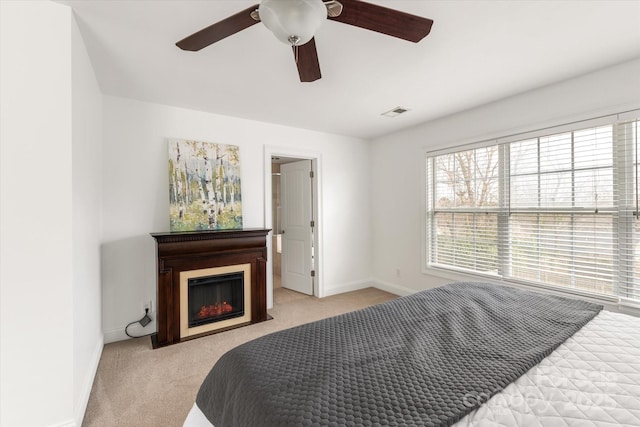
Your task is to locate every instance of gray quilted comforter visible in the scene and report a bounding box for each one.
[195,282,602,426]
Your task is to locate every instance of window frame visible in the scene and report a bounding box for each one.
[423,111,639,305]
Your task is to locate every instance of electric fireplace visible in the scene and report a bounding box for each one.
[180,264,251,338]
[151,229,269,348]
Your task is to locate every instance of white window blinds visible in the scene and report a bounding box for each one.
[508,126,616,295]
[426,115,640,303]
[616,119,639,302]
[427,146,503,276]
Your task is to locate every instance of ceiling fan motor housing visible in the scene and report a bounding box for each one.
[258,0,328,46]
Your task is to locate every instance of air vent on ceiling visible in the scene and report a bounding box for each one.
[381,106,410,118]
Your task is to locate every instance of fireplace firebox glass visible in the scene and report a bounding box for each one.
[188,272,244,328]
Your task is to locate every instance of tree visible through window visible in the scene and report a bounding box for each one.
[432,147,500,273]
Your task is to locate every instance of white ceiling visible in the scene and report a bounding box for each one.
[60,0,640,139]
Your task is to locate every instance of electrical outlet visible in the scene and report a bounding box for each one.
[142,300,153,314]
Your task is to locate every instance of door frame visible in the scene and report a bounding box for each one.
[263,146,323,308]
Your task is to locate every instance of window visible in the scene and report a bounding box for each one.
[426,115,640,303]
[429,146,502,274]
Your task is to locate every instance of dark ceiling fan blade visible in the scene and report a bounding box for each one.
[293,38,322,82]
[176,4,260,51]
[328,0,433,43]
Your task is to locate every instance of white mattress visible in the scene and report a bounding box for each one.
[184,310,640,427]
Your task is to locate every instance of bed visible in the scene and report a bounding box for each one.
[184,282,640,427]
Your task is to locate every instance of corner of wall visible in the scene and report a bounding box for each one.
[370,279,418,297]
[71,7,104,426]
[321,279,375,298]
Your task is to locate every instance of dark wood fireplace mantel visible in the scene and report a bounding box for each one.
[150,228,270,348]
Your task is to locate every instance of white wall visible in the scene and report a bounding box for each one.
[0,2,104,426]
[101,96,371,342]
[72,11,104,426]
[1,1,73,426]
[370,58,640,296]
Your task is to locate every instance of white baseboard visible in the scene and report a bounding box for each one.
[103,320,156,344]
[74,334,104,426]
[370,279,418,297]
[103,327,127,344]
[321,279,375,298]
[47,420,76,427]
[320,279,421,299]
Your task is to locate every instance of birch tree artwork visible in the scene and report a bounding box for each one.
[168,139,242,231]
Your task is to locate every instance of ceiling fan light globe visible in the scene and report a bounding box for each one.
[259,0,327,46]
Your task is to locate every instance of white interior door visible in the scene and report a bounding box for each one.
[281,160,313,295]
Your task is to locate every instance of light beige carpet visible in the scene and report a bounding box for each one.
[82,287,397,427]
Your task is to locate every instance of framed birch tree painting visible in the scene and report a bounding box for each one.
[168,139,242,231]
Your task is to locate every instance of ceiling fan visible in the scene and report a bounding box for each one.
[176,0,433,82]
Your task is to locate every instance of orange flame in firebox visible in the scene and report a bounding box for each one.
[197,301,233,318]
